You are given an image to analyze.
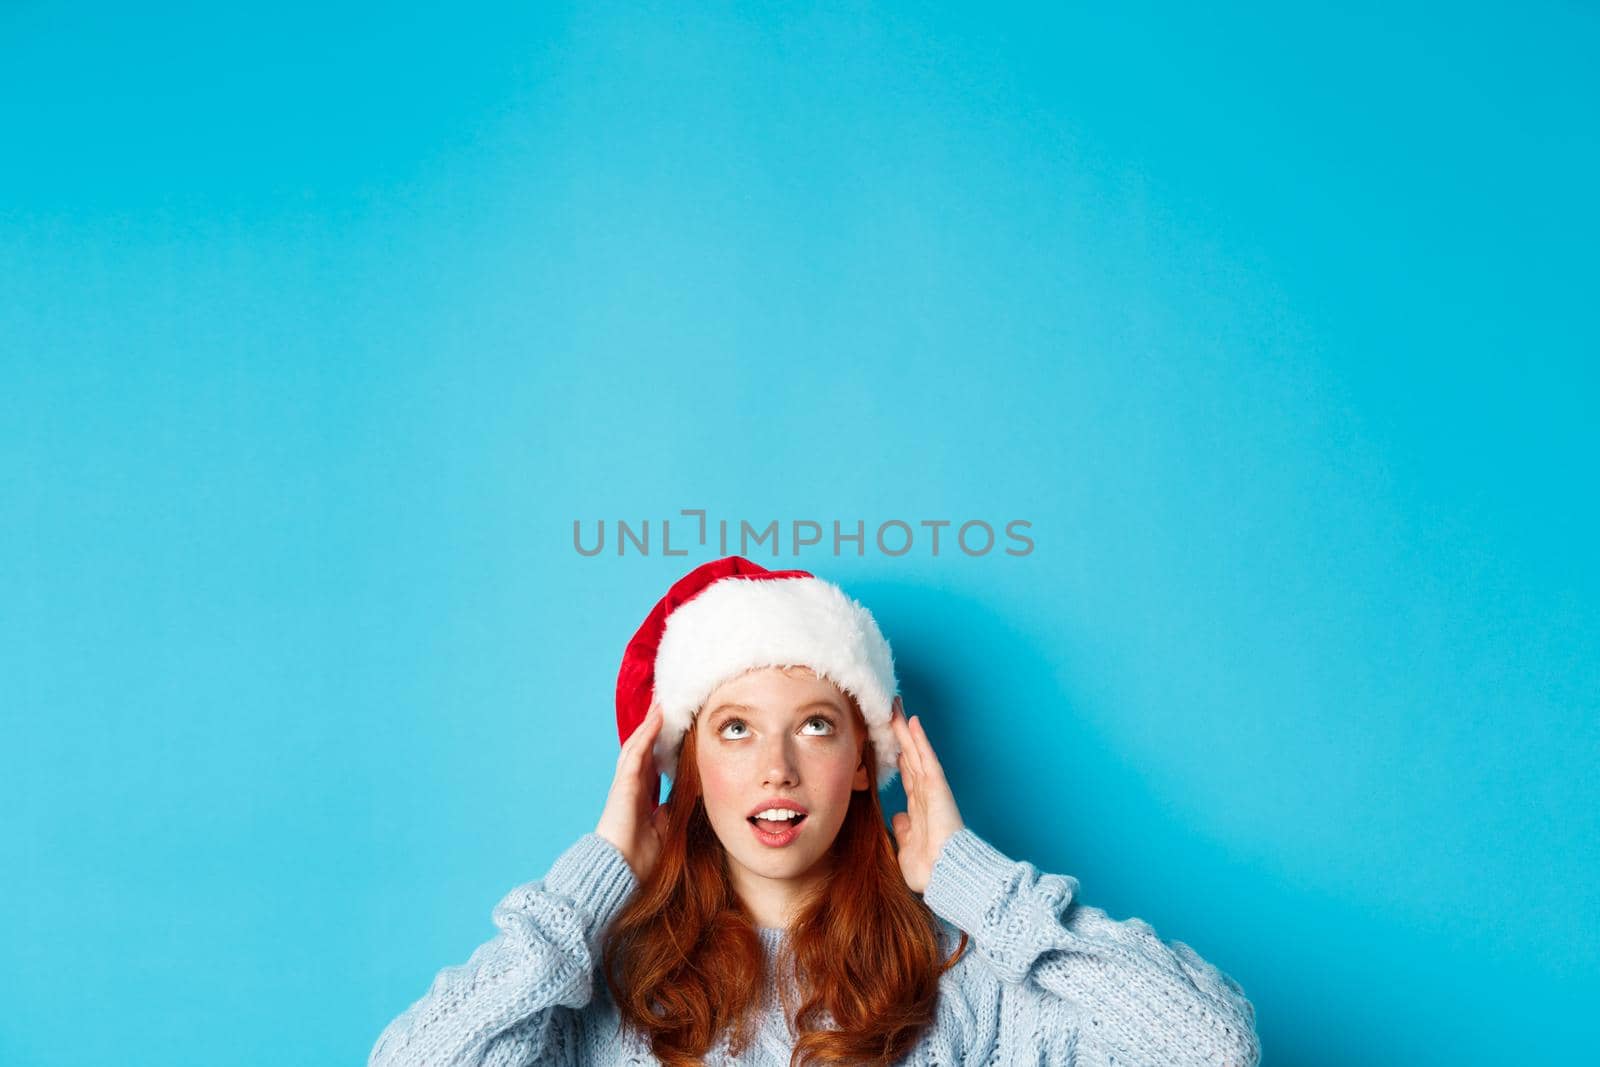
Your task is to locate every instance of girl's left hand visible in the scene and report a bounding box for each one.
[888,696,966,893]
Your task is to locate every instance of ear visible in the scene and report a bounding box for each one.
[852,753,871,791]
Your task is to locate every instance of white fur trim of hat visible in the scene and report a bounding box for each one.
[650,573,902,789]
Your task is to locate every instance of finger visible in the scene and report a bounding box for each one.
[909,715,947,781]
[890,712,913,756]
[620,730,648,770]
[624,704,666,760]
[891,811,910,839]
[900,713,929,780]
[906,762,929,814]
[620,711,650,756]
[629,762,659,811]
[890,702,920,773]
[908,714,936,773]
[896,740,920,789]
[891,720,915,773]
[635,739,662,783]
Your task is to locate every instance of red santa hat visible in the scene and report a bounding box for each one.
[615,555,902,790]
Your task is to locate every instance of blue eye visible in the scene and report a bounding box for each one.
[717,717,835,739]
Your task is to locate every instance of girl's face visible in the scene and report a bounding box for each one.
[693,665,870,922]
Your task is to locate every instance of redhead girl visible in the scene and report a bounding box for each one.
[368,557,1260,1066]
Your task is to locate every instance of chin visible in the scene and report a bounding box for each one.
[724,838,826,880]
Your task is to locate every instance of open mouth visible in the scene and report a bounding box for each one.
[748,813,807,832]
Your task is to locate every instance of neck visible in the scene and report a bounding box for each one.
[729,859,831,931]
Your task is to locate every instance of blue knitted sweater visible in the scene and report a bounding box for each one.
[369,827,1260,1066]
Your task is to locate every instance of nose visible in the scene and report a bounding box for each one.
[759,734,800,787]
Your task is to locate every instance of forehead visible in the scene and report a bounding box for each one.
[701,665,852,715]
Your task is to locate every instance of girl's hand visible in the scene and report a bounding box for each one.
[888,696,966,893]
[596,701,670,883]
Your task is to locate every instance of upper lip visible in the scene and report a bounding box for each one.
[747,798,809,819]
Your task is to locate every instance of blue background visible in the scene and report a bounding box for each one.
[3,3,1595,1064]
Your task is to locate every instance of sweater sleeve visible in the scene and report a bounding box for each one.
[367,832,640,1067]
[922,827,1260,1067]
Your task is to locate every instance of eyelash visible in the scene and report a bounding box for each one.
[719,716,835,740]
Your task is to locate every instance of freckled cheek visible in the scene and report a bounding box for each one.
[696,757,769,828]
[795,754,860,813]
[697,766,738,821]
[819,764,857,806]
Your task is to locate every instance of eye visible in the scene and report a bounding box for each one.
[716,716,835,740]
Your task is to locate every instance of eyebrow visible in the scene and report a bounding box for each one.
[705,700,843,720]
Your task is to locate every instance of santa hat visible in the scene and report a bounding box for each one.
[615,555,902,790]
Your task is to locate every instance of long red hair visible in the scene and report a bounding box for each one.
[600,690,969,1066]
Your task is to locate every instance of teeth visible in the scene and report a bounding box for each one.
[752,808,803,821]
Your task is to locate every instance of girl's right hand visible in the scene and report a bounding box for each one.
[595,701,670,883]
